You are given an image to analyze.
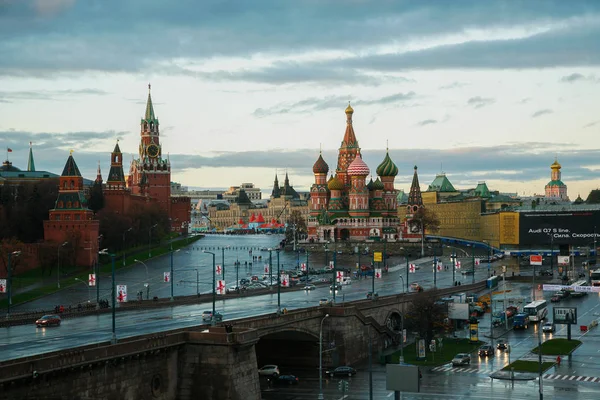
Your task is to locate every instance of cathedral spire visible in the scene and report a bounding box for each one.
[271,173,281,198]
[27,141,35,172]
[145,83,155,121]
[408,165,423,206]
[342,102,358,147]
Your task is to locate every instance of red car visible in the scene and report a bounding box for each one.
[35,315,61,327]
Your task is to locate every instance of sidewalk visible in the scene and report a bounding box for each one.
[490,369,538,381]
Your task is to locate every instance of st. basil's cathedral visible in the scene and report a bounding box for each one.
[307,104,410,242]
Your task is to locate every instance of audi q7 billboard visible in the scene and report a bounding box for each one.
[519,210,600,245]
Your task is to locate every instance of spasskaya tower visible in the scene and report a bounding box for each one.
[128,84,171,213]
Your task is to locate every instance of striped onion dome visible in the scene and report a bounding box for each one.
[376,151,398,177]
[347,155,370,176]
[312,153,329,174]
[328,175,344,191]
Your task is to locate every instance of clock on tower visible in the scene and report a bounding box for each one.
[147,144,159,158]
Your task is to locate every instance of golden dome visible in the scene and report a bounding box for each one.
[345,102,354,114]
[551,159,561,169]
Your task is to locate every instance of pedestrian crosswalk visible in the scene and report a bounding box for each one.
[431,365,491,374]
[543,374,600,383]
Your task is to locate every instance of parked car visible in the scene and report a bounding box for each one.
[538,270,553,276]
[275,374,299,385]
[478,345,494,357]
[327,366,357,377]
[410,283,422,292]
[35,315,61,327]
[258,365,280,377]
[201,310,223,322]
[542,321,555,333]
[496,339,509,350]
[451,353,471,366]
[550,294,562,303]
[505,306,519,318]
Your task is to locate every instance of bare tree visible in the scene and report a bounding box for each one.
[404,289,447,343]
[408,208,440,256]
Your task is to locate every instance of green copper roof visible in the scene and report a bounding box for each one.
[427,174,456,192]
[27,146,35,172]
[474,182,491,198]
[145,89,155,121]
[396,190,408,204]
[546,180,565,186]
[366,178,374,191]
[113,142,122,153]
[376,151,398,177]
[61,154,82,177]
[372,177,384,191]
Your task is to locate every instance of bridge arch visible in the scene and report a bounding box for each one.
[255,328,321,370]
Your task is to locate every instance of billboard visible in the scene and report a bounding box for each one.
[553,307,577,325]
[519,210,600,245]
[557,256,570,266]
[530,255,542,266]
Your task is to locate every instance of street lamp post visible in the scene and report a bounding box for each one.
[134,259,150,299]
[398,275,405,363]
[332,250,337,303]
[538,320,544,400]
[268,249,273,291]
[6,250,21,315]
[57,241,68,289]
[100,249,117,344]
[318,314,330,400]
[305,250,310,287]
[170,249,174,301]
[74,278,91,303]
[148,223,158,258]
[221,246,230,280]
[122,227,133,266]
[180,267,200,296]
[277,248,281,314]
[203,250,217,325]
[433,254,438,288]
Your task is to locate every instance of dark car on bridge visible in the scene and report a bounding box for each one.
[326,366,357,377]
[35,315,61,327]
[275,375,299,385]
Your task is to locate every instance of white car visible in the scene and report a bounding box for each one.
[452,353,471,366]
[542,321,554,333]
[303,284,316,291]
[258,365,280,377]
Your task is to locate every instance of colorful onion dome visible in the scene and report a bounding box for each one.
[551,159,561,169]
[347,155,370,176]
[366,178,374,191]
[312,153,329,174]
[372,177,385,191]
[328,175,344,191]
[376,151,398,177]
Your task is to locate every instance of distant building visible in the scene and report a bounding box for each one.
[545,159,569,201]
[223,183,262,201]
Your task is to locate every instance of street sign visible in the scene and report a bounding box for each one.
[374,252,383,262]
[530,255,542,266]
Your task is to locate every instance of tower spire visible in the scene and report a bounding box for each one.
[408,166,423,207]
[95,161,103,184]
[145,83,155,121]
[27,141,35,172]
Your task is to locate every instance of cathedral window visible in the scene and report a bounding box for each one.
[75,214,81,220]
[63,181,67,189]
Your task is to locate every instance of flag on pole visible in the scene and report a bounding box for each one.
[0,279,6,293]
[88,273,96,286]
[215,265,222,275]
[336,271,344,282]
[281,274,290,287]
[436,262,443,272]
[7,148,12,152]
[456,261,461,270]
[475,258,480,266]
[264,264,269,273]
[375,268,382,279]
[300,263,307,272]
[329,261,334,270]
[409,264,416,273]
[216,280,226,295]
[116,285,127,302]
[164,272,170,282]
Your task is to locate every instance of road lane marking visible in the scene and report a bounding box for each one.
[387,393,394,398]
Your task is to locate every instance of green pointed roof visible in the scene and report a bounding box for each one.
[27,144,35,172]
[113,141,122,153]
[376,151,398,177]
[474,182,491,198]
[144,84,156,121]
[427,174,456,192]
[61,154,82,177]
[372,177,384,191]
[546,179,565,186]
[366,178,374,191]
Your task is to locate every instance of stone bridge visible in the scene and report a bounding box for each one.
[0,281,485,400]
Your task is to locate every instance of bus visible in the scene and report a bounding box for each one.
[523,300,548,322]
[568,280,589,298]
[591,269,600,287]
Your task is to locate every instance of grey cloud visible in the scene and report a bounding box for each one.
[0,88,108,102]
[1,1,600,77]
[254,91,416,117]
[583,121,600,128]
[439,82,468,90]
[467,96,495,109]
[560,72,599,83]
[531,109,553,118]
[517,97,531,104]
[417,119,437,126]
[1,129,129,153]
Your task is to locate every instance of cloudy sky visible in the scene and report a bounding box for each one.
[1,0,600,199]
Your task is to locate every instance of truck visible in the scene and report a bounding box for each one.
[513,313,529,329]
[492,311,505,327]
